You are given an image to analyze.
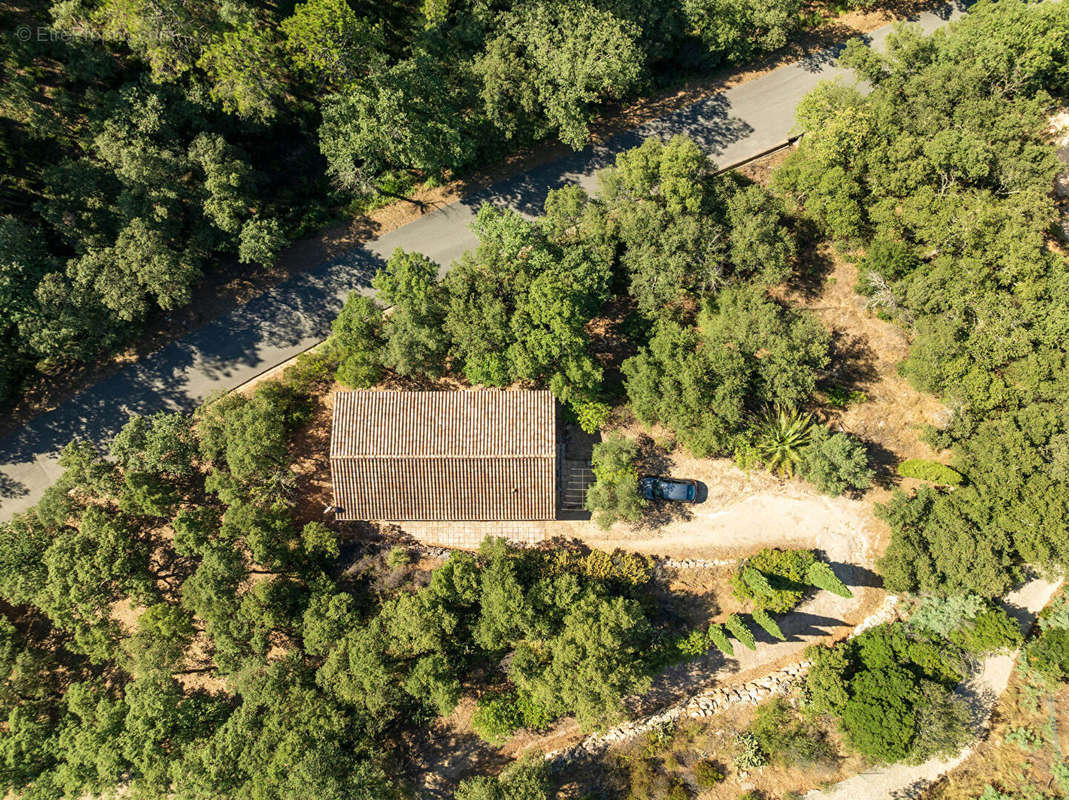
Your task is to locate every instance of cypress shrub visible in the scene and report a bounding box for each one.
[707,622,734,656]
[806,561,853,598]
[752,608,786,641]
[742,566,774,598]
[725,613,756,650]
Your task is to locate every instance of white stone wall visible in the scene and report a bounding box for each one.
[545,594,901,764]
[545,662,811,764]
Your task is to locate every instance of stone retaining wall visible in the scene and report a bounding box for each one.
[545,662,811,764]
[403,539,737,569]
[657,557,735,570]
[544,595,901,765]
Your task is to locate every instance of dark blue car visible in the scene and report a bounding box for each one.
[638,476,698,502]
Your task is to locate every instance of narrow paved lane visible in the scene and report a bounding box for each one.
[0,3,968,520]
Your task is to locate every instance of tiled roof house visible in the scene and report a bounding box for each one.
[330,390,557,521]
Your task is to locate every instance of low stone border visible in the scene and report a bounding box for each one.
[658,557,736,569]
[544,595,901,764]
[545,662,811,764]
[397,539,736,571]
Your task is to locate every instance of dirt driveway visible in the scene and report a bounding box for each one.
[552,455,882,570]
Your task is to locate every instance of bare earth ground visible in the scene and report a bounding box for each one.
[558,455,878,567]
[790,246,953,475]
[601,703,868,800]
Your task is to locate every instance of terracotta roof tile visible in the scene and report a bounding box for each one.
[330,390,556,521]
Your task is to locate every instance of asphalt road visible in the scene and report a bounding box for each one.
[0,3,968,521]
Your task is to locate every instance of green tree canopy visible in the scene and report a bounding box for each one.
[475,1,645,149]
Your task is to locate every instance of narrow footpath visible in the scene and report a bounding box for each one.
[808,577,1062,800]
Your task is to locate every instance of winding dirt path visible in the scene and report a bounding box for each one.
[807,577,1063,800]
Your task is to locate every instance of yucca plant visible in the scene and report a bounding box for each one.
[754,406,814,478]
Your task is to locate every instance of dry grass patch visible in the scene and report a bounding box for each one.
[924,676,1069,800]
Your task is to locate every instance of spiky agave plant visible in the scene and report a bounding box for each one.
[754,406,814,477]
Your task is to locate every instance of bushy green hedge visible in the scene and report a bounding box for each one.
[471,689,553,746]
[732,548,817,613]
[897,459,963,486]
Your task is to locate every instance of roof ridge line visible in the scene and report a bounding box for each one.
[329,453,556,459]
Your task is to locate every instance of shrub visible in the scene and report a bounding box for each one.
[707,623,734,657]
[863,239,921,281]
[471,692,522,745]
[470,689,551,746]
[732,548,817,613]
[545,547,654,587]
[281,347,338,395]
[733,731,768,770]
[585,434,646,529]
[752,609,786,641]
[455,757,549,800]
[676,627,709,657]
[751,699,835,766]
[1005,725,1044,751]
[908,595,1021,655]
[741,566,774,598]
[908,594,987,637]
[386,546,411,568]
[948,608,1023,655]
[1038,597,1069,632]
[692,759,725,788]
[824,384,867,409]
[571,398,612,433]
[799,426,874,495]
[753,407,814,477]
[332,293,386,388]
[839,666,920,762]
[733,436,763,471]
[1025,627,1069,685]
[896,459,963,486]
[725,614,756,651]
[474,688,551,742]
[806,561,853,598]
[513,690,554,731]
[805,623,969,763]
[665,779,688,800]
[910,683,973,761]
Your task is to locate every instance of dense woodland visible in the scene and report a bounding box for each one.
[2,0,1069,798]
[771,0,1069,599]
[329,133,876,512]
[0,366,852,797]
[0,0,872,408]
